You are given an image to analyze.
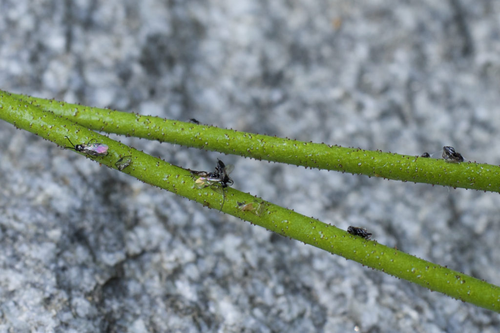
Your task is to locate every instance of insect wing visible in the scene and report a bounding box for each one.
[210,185,224,196]
[89,143,109,155]
[218,163,234,188]
[195,176,211,189]
[64,137,108,156]
[223,164,234,176]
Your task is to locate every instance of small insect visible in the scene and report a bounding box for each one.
[115,156,133,171]
[212,159,234,188]
[347,226,372,240]
[65,137,108,156]
[190,159,234,188]
[442,146,464,163]
[189,118,201,124]
[188,159,234,210]
[421,152,431,158]
[237,200,263,216]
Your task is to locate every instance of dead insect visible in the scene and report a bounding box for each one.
[347,226,372,240]
[442,146,464,163]
[189,118,201,124]
[212,159,234,188]
[237,201,263,216]
[188,159,234,210]
[115,156,133,171]
[190,159,234,188]
[65,137,108,156]
[421,152,431,158]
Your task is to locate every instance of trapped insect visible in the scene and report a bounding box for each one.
[189,118,201,124]
[421,152,430,158]
[115,156,133,171]
[237,200,264,216]
[189,159,234,189]
[211,159,234,188]
[442,146,464,163]
[347,226,372,240]
[188,159,234,210]
[65,137,109,156]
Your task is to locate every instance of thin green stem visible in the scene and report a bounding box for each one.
[10,92,500,193]
[1,91,500,312]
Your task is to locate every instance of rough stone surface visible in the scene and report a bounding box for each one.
[1,1,500,332]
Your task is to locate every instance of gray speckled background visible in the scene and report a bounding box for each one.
[1,1,500,332]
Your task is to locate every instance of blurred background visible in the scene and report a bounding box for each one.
[1,1,500,332]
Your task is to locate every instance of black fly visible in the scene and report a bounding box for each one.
[442,146,464,163]
[212,159,234,188]
[347,226,372,240]
[188,159,234,210]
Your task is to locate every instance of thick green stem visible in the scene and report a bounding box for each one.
[10,92,500,193]
[1,91,500,312]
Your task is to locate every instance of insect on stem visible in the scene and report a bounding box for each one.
[347,226,372,240]
[442,146,464,163]
[187,159,235,211]
[64,136,109,156]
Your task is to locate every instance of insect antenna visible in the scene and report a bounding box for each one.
[64,136,77,150]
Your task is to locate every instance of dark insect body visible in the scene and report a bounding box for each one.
[347,226,372,240]
[442,146,464,163]
[189,118,200,124]
[65,137,109,156]
[421,152,430,158]
[212,159,234,188]
[189,159,234,189]
[188,159,234,210]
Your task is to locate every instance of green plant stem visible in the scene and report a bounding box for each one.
[2,91,500,312]
[10,91,500,193]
